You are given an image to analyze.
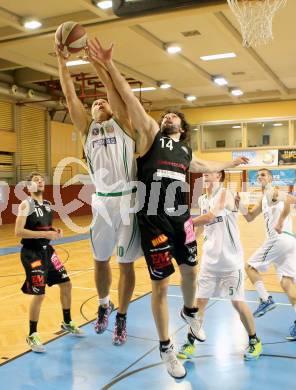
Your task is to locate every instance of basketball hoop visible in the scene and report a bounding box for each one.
[227,0,287,47]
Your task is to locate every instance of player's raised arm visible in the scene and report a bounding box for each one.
[86,42,134,140]
[87,38,159,155]
[56,46,89,136]
[190,156,249,173]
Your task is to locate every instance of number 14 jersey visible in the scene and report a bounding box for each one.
[137,132,192,214]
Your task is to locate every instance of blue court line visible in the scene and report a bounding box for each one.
[1,287,295,390]
[0,233,90,256]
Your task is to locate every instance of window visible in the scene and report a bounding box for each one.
[247,120,289,147]
[202,123,242,150]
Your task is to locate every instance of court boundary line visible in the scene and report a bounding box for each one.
[0,290,151,367]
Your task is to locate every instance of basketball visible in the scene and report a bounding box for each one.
[55,21,87,56]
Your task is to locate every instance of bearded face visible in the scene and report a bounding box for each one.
[161,122,181,136]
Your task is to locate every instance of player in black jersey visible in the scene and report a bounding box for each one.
[87,39,248,379]
[15,172,83,353]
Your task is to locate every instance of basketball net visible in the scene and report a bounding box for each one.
[227,0,287,47]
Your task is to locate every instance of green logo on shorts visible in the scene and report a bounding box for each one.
[117,246,124,257]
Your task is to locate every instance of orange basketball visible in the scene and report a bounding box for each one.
[55,21,87,56]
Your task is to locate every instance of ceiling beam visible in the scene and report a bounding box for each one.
[114,60,194,102]
[214,11,289,96]
[0,47,59,77]
[0,6,26,32]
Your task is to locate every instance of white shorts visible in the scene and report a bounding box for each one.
[197,268,245,301]
[248,234,296,282]
[90,193,142,263]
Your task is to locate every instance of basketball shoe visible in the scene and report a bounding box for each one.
[112,314,127,345]
[61,321,84,336]
[26,332,45,353]
[253,296,276,318]
[286,321,296,341]
[160,343,187,379]
[244,337,262,360]
[95,301,114,334]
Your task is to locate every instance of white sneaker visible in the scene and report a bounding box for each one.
[26,332,46,353]
[196,325,206,342]
[160,344,187,379]
[180,308,202,340]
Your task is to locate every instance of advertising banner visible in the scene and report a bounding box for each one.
[232,150,278,166]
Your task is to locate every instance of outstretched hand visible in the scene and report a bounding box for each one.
[55,44,69,65]
[233,156,249,166]
[87,38,114,67]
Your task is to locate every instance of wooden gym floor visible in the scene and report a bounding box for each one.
[0,214,283,364]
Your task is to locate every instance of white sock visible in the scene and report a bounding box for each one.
[99,295,109,306]
[254,281,269,301]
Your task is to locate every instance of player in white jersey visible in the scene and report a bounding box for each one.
[56,46,141,345]
[178,171,262,361]
[241,168,296,340]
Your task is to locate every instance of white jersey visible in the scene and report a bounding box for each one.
[198,187,244,272]
[84,118,136,193]
[262,194,293,239]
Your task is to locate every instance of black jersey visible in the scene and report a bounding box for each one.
[21,197,53,249]
[137,131,192,214]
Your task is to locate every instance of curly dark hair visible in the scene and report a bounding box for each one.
[219,170,226,182]
[158,110,191,142]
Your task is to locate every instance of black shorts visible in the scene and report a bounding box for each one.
[137,212,197,280]
[20,245,70,295]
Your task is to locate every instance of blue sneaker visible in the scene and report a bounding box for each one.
[253,296,276,318]
[286,321,296,341]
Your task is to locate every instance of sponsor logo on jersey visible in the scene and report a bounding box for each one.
[150,251,172,269]
[31,275,45,287]
[151,234,168,247]
[184,218,195,244]
[187,255,196,263]
[206,216,223,225]
[92,127,101,136]
[51,252,63,271]
[92,137,117,148]
[105,124,114,133]
[31,260,42,269]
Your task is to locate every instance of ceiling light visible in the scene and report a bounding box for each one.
[230,88,243,96]
[66,59,90,67]
[232,125,241,129]
[131,87,156,92]
[200,52,236,61]
[185,94,197,102]
[96,1,112,9]
[158,82,171,89]
[273,123,283,127]
[23,19,42,30]
[165,43,182,54]
[213,76,228,86]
